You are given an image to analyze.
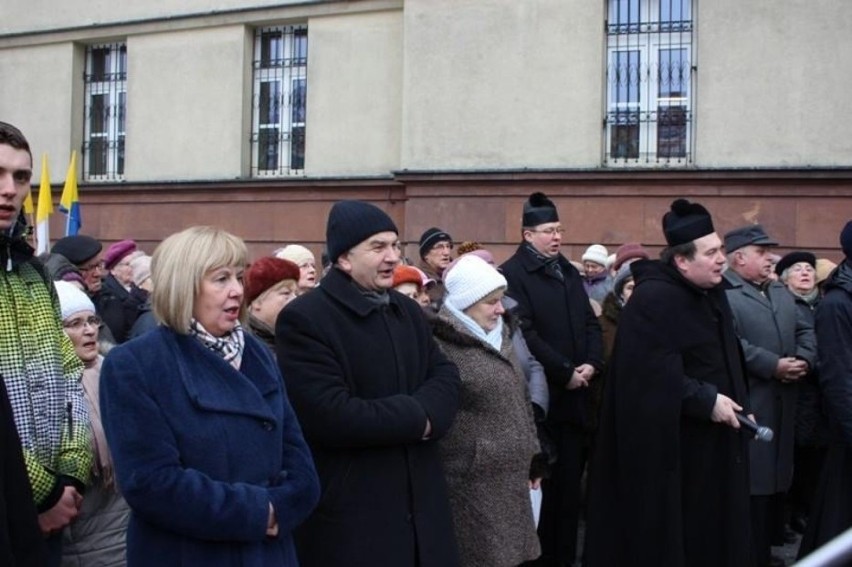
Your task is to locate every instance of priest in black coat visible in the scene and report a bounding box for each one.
[585,199,753,567]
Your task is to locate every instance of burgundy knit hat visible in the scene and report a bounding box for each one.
[613,242,650,271]
[103,239,138,270]
[244,257,300,304]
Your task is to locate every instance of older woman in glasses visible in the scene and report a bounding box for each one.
[53,281,129,567]
[100,226,319,567]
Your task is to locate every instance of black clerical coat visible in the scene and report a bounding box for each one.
[585,260,753,567]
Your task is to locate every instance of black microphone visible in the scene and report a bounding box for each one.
[736,414,773,442]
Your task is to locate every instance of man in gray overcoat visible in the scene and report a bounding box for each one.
[723,224,817,567]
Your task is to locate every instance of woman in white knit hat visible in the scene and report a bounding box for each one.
[274,244,318,294]
[54,280,129,567]
[431,254,542,566]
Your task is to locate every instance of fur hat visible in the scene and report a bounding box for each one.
[103,239,138,270]
[816,258,838,285]
[392,265,423,290]
[244,257,300,304]
[444,254,508,311]
[274,244,315,266]
[129,255,152,287]
[774,251,816,277]
[841,220,852,259]
[326,201,398,263]
[522,192,559,227]
[662,199,715,247]
[613,242,650,271]
[582,244,609,267]
[54,280,95,321]
[52,235,102,265]
[419,228,453,259]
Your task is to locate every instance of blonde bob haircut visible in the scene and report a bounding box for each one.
[151,226,248,334]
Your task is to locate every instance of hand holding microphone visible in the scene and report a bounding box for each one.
[736,413,774,442]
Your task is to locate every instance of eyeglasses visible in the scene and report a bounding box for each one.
[79,261,105,273]
[529,227,565,236]
[63,315,102,330]
[430,243,453,252]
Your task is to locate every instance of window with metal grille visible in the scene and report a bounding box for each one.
[604,0,694,165]
[83,43,127,180]
[251,25,308,177]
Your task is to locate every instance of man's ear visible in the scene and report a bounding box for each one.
[336,253,352,275]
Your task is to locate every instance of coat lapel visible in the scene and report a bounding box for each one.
[171,332,278,421]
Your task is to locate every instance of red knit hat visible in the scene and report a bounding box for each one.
[392,265,423,290]
[244,257,300,304]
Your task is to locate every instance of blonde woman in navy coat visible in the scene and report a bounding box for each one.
[100,226,319,566]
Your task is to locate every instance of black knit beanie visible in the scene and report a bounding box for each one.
[419,227,453,259]
[326,200,398,263]
[840,220,852,260]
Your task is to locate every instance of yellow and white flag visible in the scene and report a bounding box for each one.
[35,154,53,255]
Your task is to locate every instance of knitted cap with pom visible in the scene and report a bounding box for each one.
[662,199,715,246]
[522,192,559,227]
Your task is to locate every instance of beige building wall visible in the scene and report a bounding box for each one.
[697,1,852,167]
[305,10,403,176]
[3,0,301,36]
[0,43,79,183]
[401,0,604,170]
[126,26,250,181]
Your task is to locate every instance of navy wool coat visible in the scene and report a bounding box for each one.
[276,268,461,567]
[100,327,319,567]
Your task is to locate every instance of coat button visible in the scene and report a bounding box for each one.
[262,421,274,431]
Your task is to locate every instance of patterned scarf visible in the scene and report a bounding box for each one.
[189,319,245,370]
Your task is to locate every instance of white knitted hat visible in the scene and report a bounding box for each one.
[274,244,315,266]
[445,255,507,311]
[54,280,96,321]
[582,244,609,267]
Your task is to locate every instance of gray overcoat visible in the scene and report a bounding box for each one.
[724,270,817,494]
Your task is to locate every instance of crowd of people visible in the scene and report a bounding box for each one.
[2,118,852,567]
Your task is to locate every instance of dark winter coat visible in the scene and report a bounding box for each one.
[98,275,146,344]
[585,260,753,567]
[500,245,604,428]
[0,380,47,567]
[724,270,817,495]
[100,327,320,567]
[790,293,831,447]
[799,260,852,557]
[431,308,541,567]
[275,267,461,567]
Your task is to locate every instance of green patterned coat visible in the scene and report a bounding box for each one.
[0,227,91,511]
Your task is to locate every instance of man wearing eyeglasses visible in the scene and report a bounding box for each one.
[500,192,603,567]
[0,121,92,566]
[51,235,127,344]
[418,227,454,311]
